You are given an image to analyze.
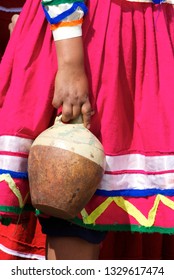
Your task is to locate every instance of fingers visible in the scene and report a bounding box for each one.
[81,101,93,129]
[52,80,94,127]
[61,103,73,123]
[52,95,62,110]
[8,14,19,35]
[8,23,13,35]
[58,101,94,128]
[72,105,81,120]
[11,14,19,23]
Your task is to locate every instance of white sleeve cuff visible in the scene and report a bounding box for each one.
[53,25,82,41]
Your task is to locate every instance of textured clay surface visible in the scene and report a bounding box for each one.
[28,145,104,219]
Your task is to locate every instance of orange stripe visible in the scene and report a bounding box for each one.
[50,18,83,31]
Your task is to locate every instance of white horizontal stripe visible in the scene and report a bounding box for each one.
[100,172,174,191]
[0,244,45,260]
[105,154,174,173]
[53,25,82,41]
[0,155,28,173]
[0,6,22,13]
[0,136,33,153]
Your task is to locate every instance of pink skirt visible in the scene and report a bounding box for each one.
[0,0,25,58]
[0,0,174,234]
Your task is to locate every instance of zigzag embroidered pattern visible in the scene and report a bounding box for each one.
[2,173,174,228]
[0,174,27,208]
[81,195,174,227]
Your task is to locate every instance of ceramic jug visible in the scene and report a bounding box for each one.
[28,115,106,219]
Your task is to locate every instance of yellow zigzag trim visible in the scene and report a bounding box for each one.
[81,195,174,227]
[0,174,25,208]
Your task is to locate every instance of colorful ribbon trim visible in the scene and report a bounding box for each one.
[50,18,83,30]
[81,194,174,227]
[0,174,28,208]
[42,2,87,25]
[96,188,174,197]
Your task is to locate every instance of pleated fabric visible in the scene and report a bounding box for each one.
[0,0,174,234]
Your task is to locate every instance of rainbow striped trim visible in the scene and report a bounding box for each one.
[50,18,83,30]
[42,2,87,25]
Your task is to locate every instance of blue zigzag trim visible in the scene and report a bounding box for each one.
[0,169,28,179]
[42,2,88,25]
[95,188,174,197]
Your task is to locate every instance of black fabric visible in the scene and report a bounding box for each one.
[39,217,107,244]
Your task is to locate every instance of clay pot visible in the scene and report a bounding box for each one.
[28,115,106,219]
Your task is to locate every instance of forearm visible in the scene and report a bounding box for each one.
[42,0,87,69]
[55,36,85,71]
[42,0,92,127]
